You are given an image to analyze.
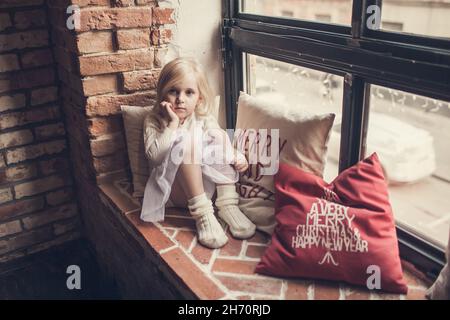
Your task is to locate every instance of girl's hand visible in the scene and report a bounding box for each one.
[232,152,248,173]
[161,101,179,129]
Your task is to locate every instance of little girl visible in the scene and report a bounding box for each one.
[140,57,256,249]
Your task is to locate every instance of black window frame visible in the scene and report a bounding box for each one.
[222,0,449,280]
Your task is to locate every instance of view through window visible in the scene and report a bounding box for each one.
[243,0,450,38]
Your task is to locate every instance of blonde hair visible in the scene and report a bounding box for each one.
[148,57,214,131]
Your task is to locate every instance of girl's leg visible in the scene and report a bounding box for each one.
[215,183,256,239]
[170,140,227,249]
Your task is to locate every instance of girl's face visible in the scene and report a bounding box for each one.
[164,73,201,124]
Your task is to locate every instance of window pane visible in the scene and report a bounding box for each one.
[242,0,353,25]
[381,0,450,38]
[245,54,344,181]
[368,85,450,249]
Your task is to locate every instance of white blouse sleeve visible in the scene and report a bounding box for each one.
[143,116,177,166]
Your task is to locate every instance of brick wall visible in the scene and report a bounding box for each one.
[44,0,175,295]
[0,0,81,263]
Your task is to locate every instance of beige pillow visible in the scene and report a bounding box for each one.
[234,92,335,234]
[121,105,153,198]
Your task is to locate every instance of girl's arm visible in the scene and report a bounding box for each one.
[143,115,177,166]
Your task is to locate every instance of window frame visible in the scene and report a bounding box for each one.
[222,0,449,279]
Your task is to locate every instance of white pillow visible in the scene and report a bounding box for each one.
[121,105,153,198]
[234,92,335,234]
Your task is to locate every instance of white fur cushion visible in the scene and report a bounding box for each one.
[234,92,335,234]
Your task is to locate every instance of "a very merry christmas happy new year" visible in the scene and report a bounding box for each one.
[292,198,369,254]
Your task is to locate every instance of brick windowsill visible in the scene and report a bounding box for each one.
[97,178,432,300]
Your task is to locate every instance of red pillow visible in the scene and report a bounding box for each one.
[255,153,408,294]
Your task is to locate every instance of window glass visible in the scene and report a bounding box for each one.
[245,54,344,181]
[381,0,450,38]
[242,0,353,25]
[367,84,450,248]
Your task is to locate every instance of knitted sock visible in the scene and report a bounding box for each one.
[215,184,256,239]
[187,193,228,249]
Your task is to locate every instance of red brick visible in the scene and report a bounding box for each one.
[1,163,38,184]
[1,68,55,93]
[26,230,81,255]
[219,233,243,257]
[86,91,156,116]
[82,74,118,96]
[34,123,65,141]
[46,188,73,206]
[0,226,53,255]
[93,153,128,174]
[212,258,258,275]
[0,220,22,237]
[116,28,150,50]
[0,105,60,130]
[160,216,196,230]
[285,280,310,300]
[0,54,20,72]
[79,7,153,32]
[71,0,110,7]
[14,174,68,199]
[76,31,114,54]
[0,188,13,204]
[39,157,69,175]
[245,244,267,259]
[53,217,80,235]
[31,86,58,106]
[150,28,172,45]
[127,212,175,252]
[0,129,33,149]
[136,0,156,5]
[314,282,341,300]
[90,133,126,157]
[216,275,282,296]
[0,13,12,32]
[0,197,45,220]
[191,244,213,265]
[14,10,47,30]
[152,7,174,25]
[112,0,135,7]
[87,116,123,136]
[0,94,26,112]
[79,49,154,76]
[51,27,78,53]
[6,140,66,165]
[0,0,43,9]
[174,230,196,250]
[0,30,48,53]
[122,69,158,92]
[53,46,78,73]
[20,48,53,68]
[22,203,78,230]
[247,231,270,245]
[161,247,226,299]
